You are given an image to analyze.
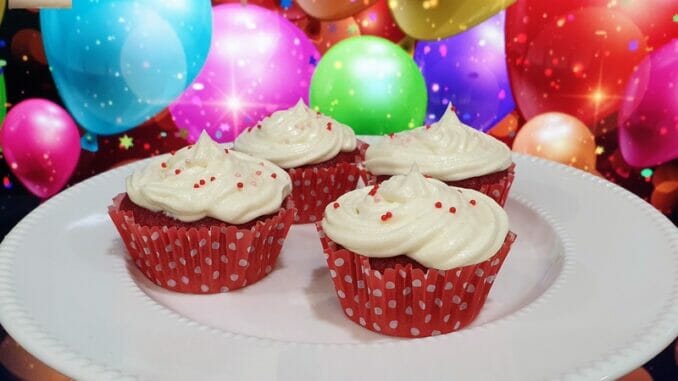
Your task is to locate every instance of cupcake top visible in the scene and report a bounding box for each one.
[233,99,357,169]
[365,107,512,181]
[321,167,509,270]
[127,131,291,224]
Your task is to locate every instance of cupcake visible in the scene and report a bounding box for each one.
[365,106,515,206]
[317,167,516,337]
[108,132,295,294]
[234,99,367,224]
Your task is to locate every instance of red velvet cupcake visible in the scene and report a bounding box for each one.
[234,100,367,224]
[318,167,516,338]
[365,106,514,206]
[108,132,295,294]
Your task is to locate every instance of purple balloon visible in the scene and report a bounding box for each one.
[414,12,515,132]
[169,4,320,143]
[618,39,678,167]
[0,99,81,198]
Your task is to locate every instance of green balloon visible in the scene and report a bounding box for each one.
[310,36,427,135]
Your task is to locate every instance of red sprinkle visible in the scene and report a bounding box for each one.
[248,127,253,133]
[368,185,379,196]
[174,169,181,175]
[187,145,192,150]
[161,162,167,168]
[333,202,340,209]
[425,124,431,130]
[224,148,229,154]
[380,211,393,222]
[199,179,206,186]
[256,124,262,129]
[449,207,456,214]
[470,199,477,206]
[326,122,332,131]
[255,170,262,176]
[271,173,277,179]
[450,105,457,112]
[236,182,244,189]
[210,176,216,182]
[434,201,442,208]
[193,184,199,189]
[388,133,395,138]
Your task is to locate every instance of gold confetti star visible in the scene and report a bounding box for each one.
[119,134,134,150]
[175,128,189,139]
[595,146,605,155]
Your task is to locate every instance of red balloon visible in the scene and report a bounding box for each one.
[353,0,404,43]
[505,1,675,126]
[0,99,81,199]
[305,17,361,54]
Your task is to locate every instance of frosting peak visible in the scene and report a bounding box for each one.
[365,107,512,180]
[234,100,357,168]
[321,168,509,270]
[127,131,291,224]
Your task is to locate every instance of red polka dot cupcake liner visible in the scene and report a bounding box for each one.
[316,223,517,338]
[286,140,369,224]
[367,164,516,207]
[108,194,295,294]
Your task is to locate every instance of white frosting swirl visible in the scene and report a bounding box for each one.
[365,107,512,180]
[233,99,357,168]
[321,167,509,270]
[127,132,291,224]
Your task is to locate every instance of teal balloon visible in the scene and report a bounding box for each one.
[40,0,212,135]
[310,36,427,135]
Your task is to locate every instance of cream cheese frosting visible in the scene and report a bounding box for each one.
[321,167,509,270]
[233,99,357,169]
[127,131,291,224]
[365,107,512,181]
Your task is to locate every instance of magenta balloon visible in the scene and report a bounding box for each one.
[618,39,678,167]
[0,99,81,198]
[169,4,320,143]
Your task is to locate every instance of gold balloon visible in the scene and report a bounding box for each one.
[513,112,598,173]
[296,0,377,21]
[0,337,70,381]
[388,0,515,40]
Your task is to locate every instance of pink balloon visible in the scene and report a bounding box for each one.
[169,4,320,143]
[618,39,678,167]
[1,99,81,198]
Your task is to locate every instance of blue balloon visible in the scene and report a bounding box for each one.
[414,12,515,132]
[40,0,212,135]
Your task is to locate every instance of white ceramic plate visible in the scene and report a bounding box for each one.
[0,151,676,381]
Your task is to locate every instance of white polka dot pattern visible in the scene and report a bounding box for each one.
[316,222,516,338]
[285,141,368,224]
[108,194,295,294]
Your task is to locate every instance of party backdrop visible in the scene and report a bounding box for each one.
[0,1,676,380]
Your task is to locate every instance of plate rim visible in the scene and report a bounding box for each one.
[0,153,676,381]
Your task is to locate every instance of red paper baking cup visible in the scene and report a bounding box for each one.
[286,162,362,224]
[108,194,295,294]
[316,223,516,338]
[367,164,515,207]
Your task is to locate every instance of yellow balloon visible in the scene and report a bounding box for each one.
[388,0,515,40]
[513,112,598,173]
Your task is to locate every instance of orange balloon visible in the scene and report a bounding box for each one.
[617,367,653,381]
[0,337,69,381]
[513,112,597,173]
[489,111,519,139]
[296,0,377,21]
